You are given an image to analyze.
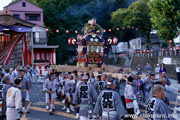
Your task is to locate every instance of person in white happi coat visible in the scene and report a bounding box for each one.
[146,85,175,120]
[94,78,127,120]
[1,75,11,120]
[73,75,98,120]
[18,69,29,112]
[162,72,171,86]
[31,65,39,83]
[94,75,106,95]
[124,76,140,120]
[6,78,23,120]
[44,73,58,115]
[58,72,63,98]
[5,68,14,86]
[142,75,153,104]
[43,68,52,110]
[74,73,83,119]
[64,74,76,113]
[60,73,68,105]
[24,66,32,101]
[87,72,96,86]
[159,77,180,105]
[12,64,20,82]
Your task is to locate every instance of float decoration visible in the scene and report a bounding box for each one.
[68,18,116,67]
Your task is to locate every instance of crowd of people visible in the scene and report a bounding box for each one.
[0,63,180,120]
[0,64,38,120]
[42,64,179,120]
[136,62,180,84]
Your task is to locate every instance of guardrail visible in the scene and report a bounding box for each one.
[133,49,180,58]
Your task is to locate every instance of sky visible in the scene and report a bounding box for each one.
[0,0,13,11]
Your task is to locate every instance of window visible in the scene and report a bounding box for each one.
[29,15,38,21]
[13,14,20,18]
[22,2,26,7]
[25,14,40,21]
[35,32,40,43]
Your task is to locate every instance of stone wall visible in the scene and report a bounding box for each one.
[130,57,158,71]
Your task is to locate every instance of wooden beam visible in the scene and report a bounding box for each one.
[0,15,35,27]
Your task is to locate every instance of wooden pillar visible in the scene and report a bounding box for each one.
[31,30,34,66]
[22,33,24,65]
[54,48,56,65]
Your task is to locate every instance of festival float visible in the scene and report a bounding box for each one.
[68,18,118,68]
[51,18,132,74]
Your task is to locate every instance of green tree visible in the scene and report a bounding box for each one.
[111,0,152,49]
[149,0,180,48]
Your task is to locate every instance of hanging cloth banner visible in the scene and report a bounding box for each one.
[129,38,141,49]
[0,26,5,31]
[112,42,128,53]
[0,26,31,32]
[8,26,32,32]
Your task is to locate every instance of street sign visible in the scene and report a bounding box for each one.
[163,57,172,65]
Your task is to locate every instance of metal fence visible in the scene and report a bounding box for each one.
[133,49,180,58]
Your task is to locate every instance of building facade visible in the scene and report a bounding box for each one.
[4,0,43,27]
[2,0,58,75]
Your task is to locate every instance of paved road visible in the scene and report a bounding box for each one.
[20,83,76,120]
[19,82,178,120]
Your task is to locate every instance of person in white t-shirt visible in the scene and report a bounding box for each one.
[154,64,160,74]
[176,64,180,84]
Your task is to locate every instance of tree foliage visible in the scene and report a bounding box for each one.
[149,0,180,45]
[111,0,152,48]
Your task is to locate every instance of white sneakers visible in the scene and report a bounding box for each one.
[76,113,79,119]
[66,108,70,114]
[61,99,65,104]
[49,110,53,115]
[46,105,49,110]
[46,105,55,110]
[70,105,75,112]
[63,106,70,114]
[62,106,67,110]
